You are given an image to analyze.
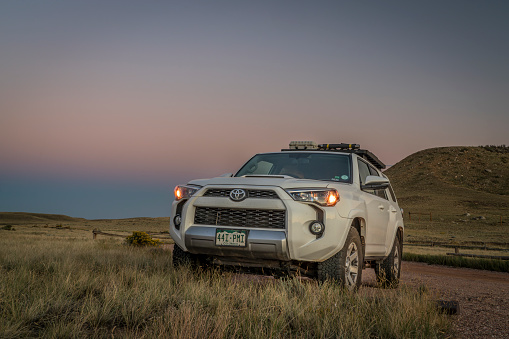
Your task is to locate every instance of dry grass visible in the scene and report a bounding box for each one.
[403,219,508,245]
[0,214,173,247]
[404,245,508,258]
[403,253,508,272]
[0,212,171,233]
[0,230,452,338]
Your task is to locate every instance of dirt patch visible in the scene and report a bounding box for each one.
[364,262,509,338]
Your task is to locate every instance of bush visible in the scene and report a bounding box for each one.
[125,231,161,247]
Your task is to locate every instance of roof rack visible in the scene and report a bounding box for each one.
[318,143,360,150]
[282,141,386,170]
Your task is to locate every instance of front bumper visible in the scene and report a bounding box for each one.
[185,226,288,260]
[170,185,351,262]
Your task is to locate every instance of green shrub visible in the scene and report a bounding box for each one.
[125,231,161,247]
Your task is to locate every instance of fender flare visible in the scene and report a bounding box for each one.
[385,225,404,256]
[346,209,367,239]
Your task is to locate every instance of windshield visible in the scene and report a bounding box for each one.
[235,152,352,183]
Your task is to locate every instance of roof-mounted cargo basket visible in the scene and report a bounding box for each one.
[282,141,386,170]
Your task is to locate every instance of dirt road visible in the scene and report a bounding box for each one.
[363,261,509,338]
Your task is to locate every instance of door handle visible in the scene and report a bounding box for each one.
[378,205,385,210]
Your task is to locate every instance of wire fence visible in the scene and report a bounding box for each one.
[406,212,506,226]
[404,239,509,260]
[404,241,509,251]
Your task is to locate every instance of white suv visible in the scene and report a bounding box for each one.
[170,141,404,289]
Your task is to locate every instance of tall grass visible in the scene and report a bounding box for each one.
[0,234,451,338]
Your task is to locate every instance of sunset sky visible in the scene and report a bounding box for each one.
[1,1,508,219]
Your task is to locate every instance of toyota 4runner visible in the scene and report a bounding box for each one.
[170,141,404,289]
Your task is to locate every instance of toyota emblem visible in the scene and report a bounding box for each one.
[230,189,247,201]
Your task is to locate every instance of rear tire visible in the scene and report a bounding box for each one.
[375,234,402,287]
[317,227,363,290]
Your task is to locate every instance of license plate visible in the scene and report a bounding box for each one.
[215,229,248,247]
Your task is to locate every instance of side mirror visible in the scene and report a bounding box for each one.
[220,173,233,177]
[362,175,390,190]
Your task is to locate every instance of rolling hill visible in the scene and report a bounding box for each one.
[385,145,509,217]
[0,212,87,225]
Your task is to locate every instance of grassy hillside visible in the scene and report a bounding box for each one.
[385,145,509,246]
[0,212,171,236]
[386,146,509,215]
[0,212,87,224]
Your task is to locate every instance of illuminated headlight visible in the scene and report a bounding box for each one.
[174,185,201,201]
[286,188,339,206]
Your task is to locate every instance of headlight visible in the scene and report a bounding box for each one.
[174,185,201,201]
[285,188,339,206]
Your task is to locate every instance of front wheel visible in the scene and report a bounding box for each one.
[317,227,363,290]
[172,244,197,268]
[375,234,402,287]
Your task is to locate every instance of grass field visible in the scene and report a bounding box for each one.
[0,224,452,338]
[398,218,509,272]
[402,252,509,272]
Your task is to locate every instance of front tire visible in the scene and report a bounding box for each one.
[172,244,196,268]
[375,234,402,287]
[317,227,363,290]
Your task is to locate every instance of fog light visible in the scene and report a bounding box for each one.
[173,214,182,227]
[309,221,325,235]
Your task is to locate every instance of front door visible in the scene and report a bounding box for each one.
[358,159,390,257]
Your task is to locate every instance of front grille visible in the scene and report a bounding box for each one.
[194,207,286,229]
[203,189,279,199]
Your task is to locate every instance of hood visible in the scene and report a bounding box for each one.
[188,175,344,189]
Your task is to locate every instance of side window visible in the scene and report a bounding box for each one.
[374,187,388,200]
[368,165,388,200]
[388,185,397,202]
[357,160,371,186]
[368,166,379,176]
[358,159,375,195]
[358,159,387,199]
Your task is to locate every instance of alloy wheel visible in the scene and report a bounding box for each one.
[345,242,359,287]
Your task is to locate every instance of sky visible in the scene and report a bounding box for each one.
[1,1,508,219]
